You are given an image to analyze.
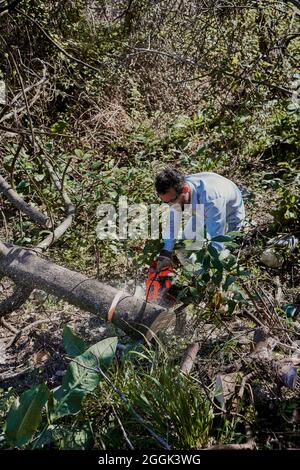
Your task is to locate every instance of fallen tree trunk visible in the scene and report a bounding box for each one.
[0,246,168,337]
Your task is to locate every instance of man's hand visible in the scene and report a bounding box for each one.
[156,250,173,271]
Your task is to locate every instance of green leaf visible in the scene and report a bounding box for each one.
[189,287,198,298]
[50,121,67,134]
[16,180,29,190]
[74,149,83,158]
[183,263,198,273]
[211,235,232,242]
[5,384,49,448]
[211,256,223,271]
[226,231,241,238]
[233,292,246,302]
[203,253,211,271]
[32,424,92,450]
[55,425,92,450]
[208,244,220,259]
[201,272,211,283]
[63,326,86,358]
[196,248,206,264]
[212,270,223,286]
[223,255,237,271]
[227,300,237,314]
[237,270,252,277]
[63,427,92,450]
[223,275,237,291]
[92,160,102,170]
[34,174,45,182]
[51,337,117,421]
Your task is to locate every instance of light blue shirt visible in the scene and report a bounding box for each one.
[163,172,245,252]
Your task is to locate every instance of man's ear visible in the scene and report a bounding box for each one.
[182,184,190,194]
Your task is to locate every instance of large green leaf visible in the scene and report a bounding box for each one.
[212,269,223,286]
[5,384,49,448]
[203,253,211,271]
[223,275,237,291]
[211,235,232,242]
[208,244,220,259]
[56,425,93,449]
[223,254,237,270]
[63,325,86,357]
[211,256,223,272]
[51,336,117,421]
[32,425,92,450]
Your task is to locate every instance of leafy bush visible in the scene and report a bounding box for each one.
[3,330,117,449]
[272,175,300,229]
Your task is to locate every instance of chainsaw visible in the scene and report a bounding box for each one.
[145,259,179,307]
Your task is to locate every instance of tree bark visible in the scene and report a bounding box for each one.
[287,0,300,11]
[180,342,200,375]
[0,174,52,228]
[0,246,168,336]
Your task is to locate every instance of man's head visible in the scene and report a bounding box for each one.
[155,168,190,207]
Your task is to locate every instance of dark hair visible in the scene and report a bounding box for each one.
[155,168,184,194]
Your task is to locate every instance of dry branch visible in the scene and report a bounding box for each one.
[36,153,76,250]
[16,8,102,73]
[0,123,74,138]
[206,439,256,450]
[0,155,75,316]
[0,0,23,16]
[180,342,200,375]
[0,174,52,228]
[250,327,299,389]
[0,284,33,317]
[0,68,47,123]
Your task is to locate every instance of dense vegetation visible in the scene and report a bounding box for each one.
[0,0,299,450]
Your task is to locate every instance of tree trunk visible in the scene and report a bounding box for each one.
[0,246,168,337]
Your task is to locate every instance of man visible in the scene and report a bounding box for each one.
[155,168,245,270]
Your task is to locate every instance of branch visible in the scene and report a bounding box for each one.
[0,174,52,228]
[0,284,32,318]
[9,136,24,189]
[0,244,166,336]
[16,8,102,73]
[180,342,200,375]
[206,439,256,450]
[6,317,61,349]
[112,406,135,450]
[0,316,18,333]
[0,0,23,15]
[0,67,47,123]
[0,123,74,138]
[35,151,76,250]
[287,0,300,11]
[0,153,76,315]
[126,47,200,67]
[3,40,36,154]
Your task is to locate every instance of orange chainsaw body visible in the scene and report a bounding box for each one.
[145,260,176,304]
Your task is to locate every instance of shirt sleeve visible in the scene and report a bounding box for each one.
[162,206,182,252]
[204,197,227,252]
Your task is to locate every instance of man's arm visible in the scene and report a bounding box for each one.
[162,205,183,252]
[204,198,227,252]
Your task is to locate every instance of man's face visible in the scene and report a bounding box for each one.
[158,185,190,209]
